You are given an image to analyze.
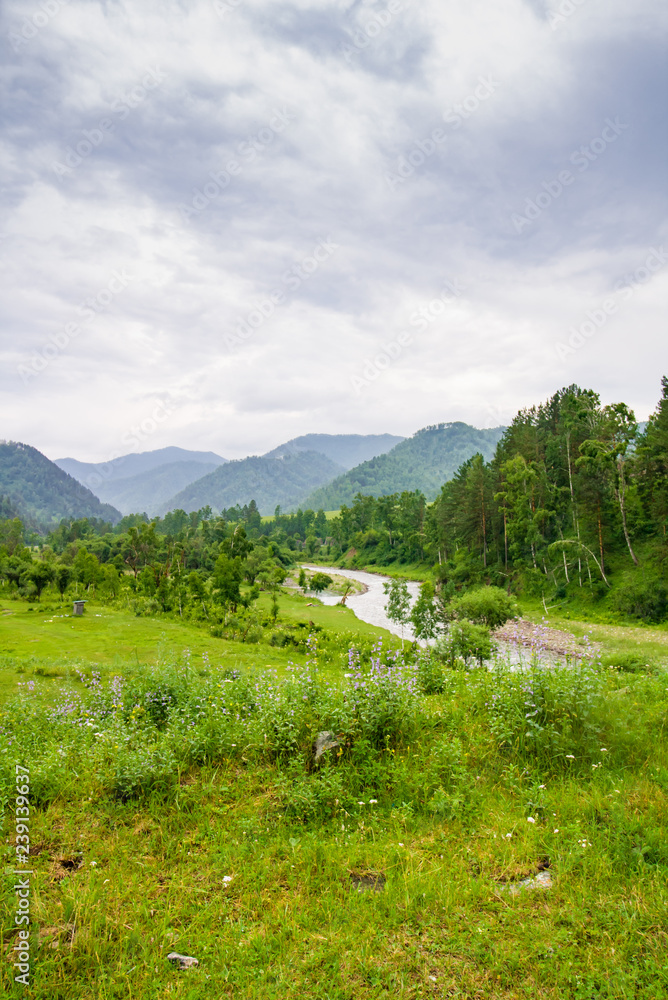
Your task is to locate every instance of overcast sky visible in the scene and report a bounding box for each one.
[1,0,666,462]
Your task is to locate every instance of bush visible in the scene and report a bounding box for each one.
[433,621,495,668]
[110,741,178,801]
[276,762,347,822]
[416,651,447,694]
[611,581,668,623]
[484,659,606,769]
[450,585,519,628]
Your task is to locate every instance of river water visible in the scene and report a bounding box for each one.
[301,564,422,642]
[300,564,547,666]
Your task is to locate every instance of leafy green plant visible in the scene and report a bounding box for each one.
[449,585,519,628]
[611,580,668,623]
[433,620,495,667]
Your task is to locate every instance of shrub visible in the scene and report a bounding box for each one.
[347,650,420,748]
[450,585,519,628]
[109,741,178,801]
[433,621,495,668]
[611,581,668,623]
[484,659,606,769]
[275,762,347,822]
[416,651,447,694]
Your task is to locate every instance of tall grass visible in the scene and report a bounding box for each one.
[1,639,667,998]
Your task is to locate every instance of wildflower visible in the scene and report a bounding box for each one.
[600,748,608,752]
[553,829,559,834]
[222,875,233,884]
[527,816,536,824]
[565,754,575,760]
[358,801,365,806]
[369,799,378,804]
[504,833,512,840]
[538,784,546,789]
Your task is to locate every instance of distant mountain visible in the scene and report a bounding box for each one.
[159,451,344,516]
[55,446,227,491]
[0,442,121,527]
[263,433,404,470]
[303,422,507,509]
[90,461,220,516]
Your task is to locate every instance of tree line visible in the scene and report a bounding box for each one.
[1,380,666,624]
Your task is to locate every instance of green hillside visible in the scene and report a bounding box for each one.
[0,441,121,527]
[263,432,403,470]
[159,450,344,516]
[303,422,506,509]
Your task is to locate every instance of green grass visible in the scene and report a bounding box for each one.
[1,599,667,998]
[303,557,434,583]
[0,591,395,705]
[6,763,668,999]
[519,601,668,667]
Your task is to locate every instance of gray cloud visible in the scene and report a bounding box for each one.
[1,0,666,462]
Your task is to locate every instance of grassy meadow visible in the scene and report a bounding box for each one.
[1,590,667,999]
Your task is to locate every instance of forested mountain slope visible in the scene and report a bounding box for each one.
[91,461,221,516]
[303,422,505,510]
[159,451,344,516]
[263,433,403,470]
[0,442,121,526]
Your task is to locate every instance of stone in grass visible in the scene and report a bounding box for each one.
[498,867,553,896]
[167,952,199,970]
[313,731,340,763]
[350,871,386,893]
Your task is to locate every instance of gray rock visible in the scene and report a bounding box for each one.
[313,731,340,763]
[498,869,552,896]
[350,872,386,893]
[167,952,199,970]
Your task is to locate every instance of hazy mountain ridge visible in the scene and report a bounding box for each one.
[92,461,221,516]
[157,451,345,516]
[263,433,404,470]
[0,442,121,526]
[56,447,227,487]
[303,422,507,509]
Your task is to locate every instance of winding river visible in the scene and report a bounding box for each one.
[301,564,422,642]
[300,564,546,665]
